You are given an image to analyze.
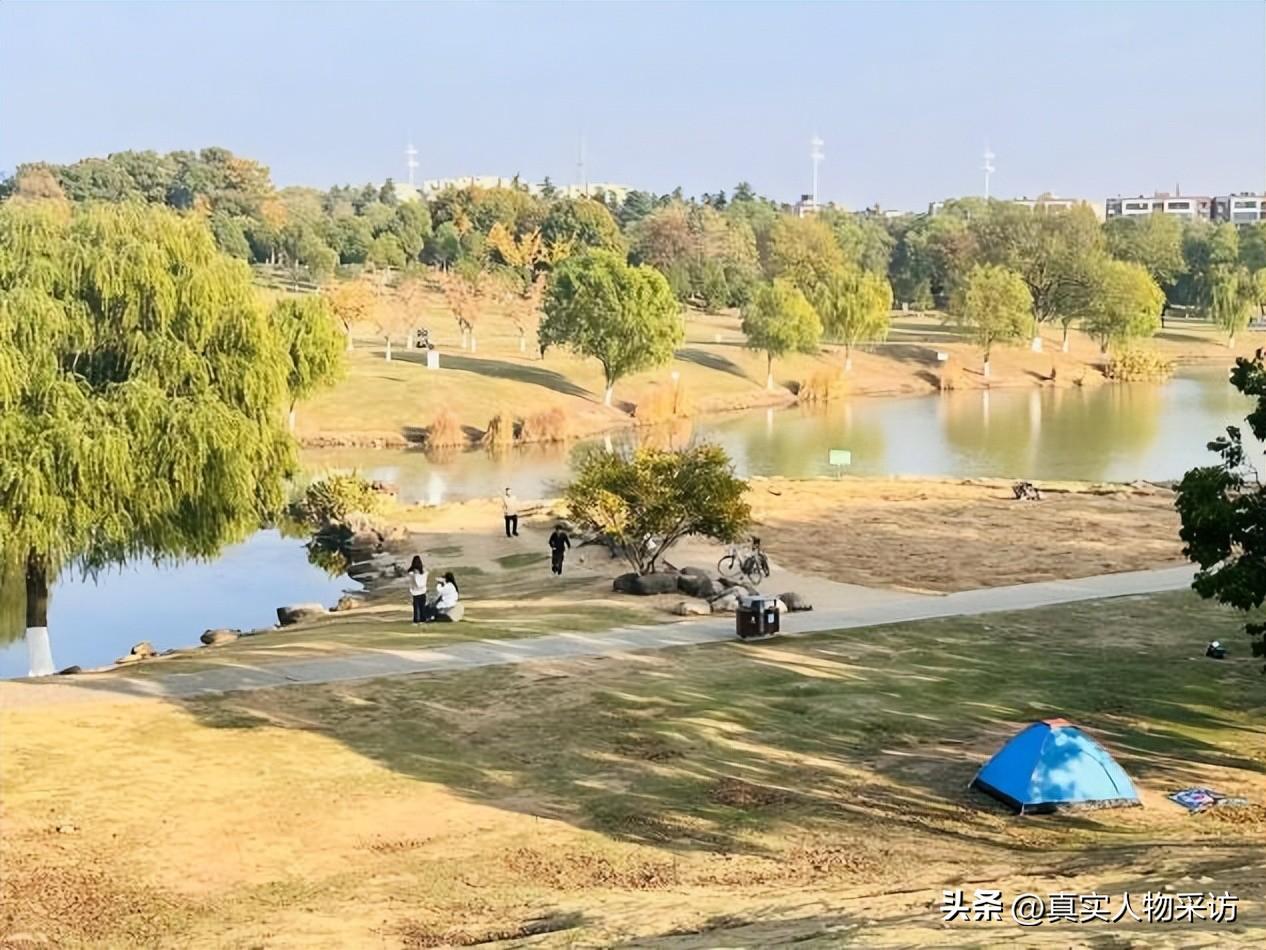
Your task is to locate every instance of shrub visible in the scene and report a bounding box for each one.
[426,408,466,448]
[632,383,692,424]
[481,412,514,448]
[519,407,572,444]
[292,474,381,526]
[796,368,846,404]
[1105,346,1174,382]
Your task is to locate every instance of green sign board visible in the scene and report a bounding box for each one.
[828,449,852,467]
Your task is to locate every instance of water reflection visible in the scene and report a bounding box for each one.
[299,368,1254,502]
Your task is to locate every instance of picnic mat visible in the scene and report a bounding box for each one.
[1168,787,1250,812]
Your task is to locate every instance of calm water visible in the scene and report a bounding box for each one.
[3,367,1250,678]
[0,530,355,679]
[302,367,1254,503]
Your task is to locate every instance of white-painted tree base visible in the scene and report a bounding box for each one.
[1030,336,1043,352]
[1062,338,1071,353]
[982,361,992,378]
[26,626,54,677]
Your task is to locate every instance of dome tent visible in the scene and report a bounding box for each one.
[971,719,1140,814]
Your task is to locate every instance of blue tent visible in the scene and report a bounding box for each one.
[971,719,1140,814]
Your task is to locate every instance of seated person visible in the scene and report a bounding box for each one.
[430,571,461,622]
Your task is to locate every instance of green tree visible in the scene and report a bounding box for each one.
[822,210,895,275]
[1175,352,1266,668]
[1080,259,1165,351]
[565,443,751,574]
[540,251,683,407]
[762,216,845,291]
[741,279,823,390]
[367,233,407,269]
[541,197,624,253]
[425,221,463,267]
[1105,213,1186,291]
[209,211,251,260]
[1206,265,1255,347]
[952,264,1032,375]
[271,297,345,431]
[812,267,893,370]
[0,203,322,673]
[388,201,431,262]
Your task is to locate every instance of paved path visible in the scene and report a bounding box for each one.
[0,565,1196,710]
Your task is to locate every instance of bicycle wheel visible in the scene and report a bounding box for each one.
[717,553,740,579]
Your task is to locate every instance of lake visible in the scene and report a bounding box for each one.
[0,530,355,679]
[2,367,1251,678]
[301,367,1254,503]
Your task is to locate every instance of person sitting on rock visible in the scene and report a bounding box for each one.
[430,571,461,622]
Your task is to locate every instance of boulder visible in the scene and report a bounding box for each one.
[200,628,240,646]
[613,572,638,593]
[276,603,327,626]
[346,529,383,559]
[614,572,681,595]
[779,591,814,612]
[673,600,711,617]
[130,641,157,658]
[57,665,82,676]
[677,573,718,599]
[333,595,361,612]
[709,590,742,613]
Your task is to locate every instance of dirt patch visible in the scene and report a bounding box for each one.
[709,777,796,809]
[747,476,1183,591]
[393,910,580,948]
[503,847,680,890]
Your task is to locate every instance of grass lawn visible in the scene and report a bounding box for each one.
[3,590,1263,946]
[295,284,1266,447]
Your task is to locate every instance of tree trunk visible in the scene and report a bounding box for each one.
[345,326,354,352]
[1228,332,1236,349]
[982,355,991,378]
[844,344,853,372]
[25,552,54,677]
[518,331,526,354]
[288,405,297,433]
[766,353,774,391]
[1061,325,1071,353]
[603,383,614,407]
[385,337,393,362]
[470,331,477,354]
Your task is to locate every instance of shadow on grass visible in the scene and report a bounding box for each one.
[169,590,1266,862]
[400,351,595,400]
[676,348,751,382]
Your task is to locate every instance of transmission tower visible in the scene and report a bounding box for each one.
[405,142,419,187]
[810,135,825,206]
[982,145,996,199]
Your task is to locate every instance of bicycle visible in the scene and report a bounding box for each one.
[718,536,770,586]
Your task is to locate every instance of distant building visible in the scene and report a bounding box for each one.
[1213,193,1266,224]
[1104,193,1212,221]
[793,194,819,218]
[928,194,1103,221]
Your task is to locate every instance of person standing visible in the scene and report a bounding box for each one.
[407,555,428,624]
[502,487,519,537]
[548,524,571,575]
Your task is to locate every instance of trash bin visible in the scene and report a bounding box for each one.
[736,595,780,640]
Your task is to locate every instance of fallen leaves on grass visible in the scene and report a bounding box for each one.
[709,777,796,808]
[503,847,679,890]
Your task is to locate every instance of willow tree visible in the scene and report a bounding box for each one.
[812,266,893,371]
[271,296,345,431]
[0,202,326,674]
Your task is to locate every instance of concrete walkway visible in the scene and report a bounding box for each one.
[0,564,1197,710]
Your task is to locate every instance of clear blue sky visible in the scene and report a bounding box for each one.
[2,1,1263,209]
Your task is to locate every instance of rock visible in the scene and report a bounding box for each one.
[130,641,157,658]
[276,603,327,626]
[57,665,82,676]
[709,590,742,613]
[677,573,718,599]
[200,628,240,646]
[779,592,814,612]
[347,529,383,559]
[333,595,361,612]
[673,600,711,617]
[614,572,679,595]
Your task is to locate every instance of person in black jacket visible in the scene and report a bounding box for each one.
[548,525,571,575]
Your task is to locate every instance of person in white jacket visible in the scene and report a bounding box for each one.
[407,555,428,624]
[502,488,519,538]
[432,572,460,621]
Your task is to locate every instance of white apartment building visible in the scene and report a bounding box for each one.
[1213,194,1266,224]
[1104,193,1212,221]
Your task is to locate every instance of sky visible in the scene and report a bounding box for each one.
[2,1,1263,210]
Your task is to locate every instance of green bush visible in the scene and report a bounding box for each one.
[292,474,382,526]
[1105,346,1174,382]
